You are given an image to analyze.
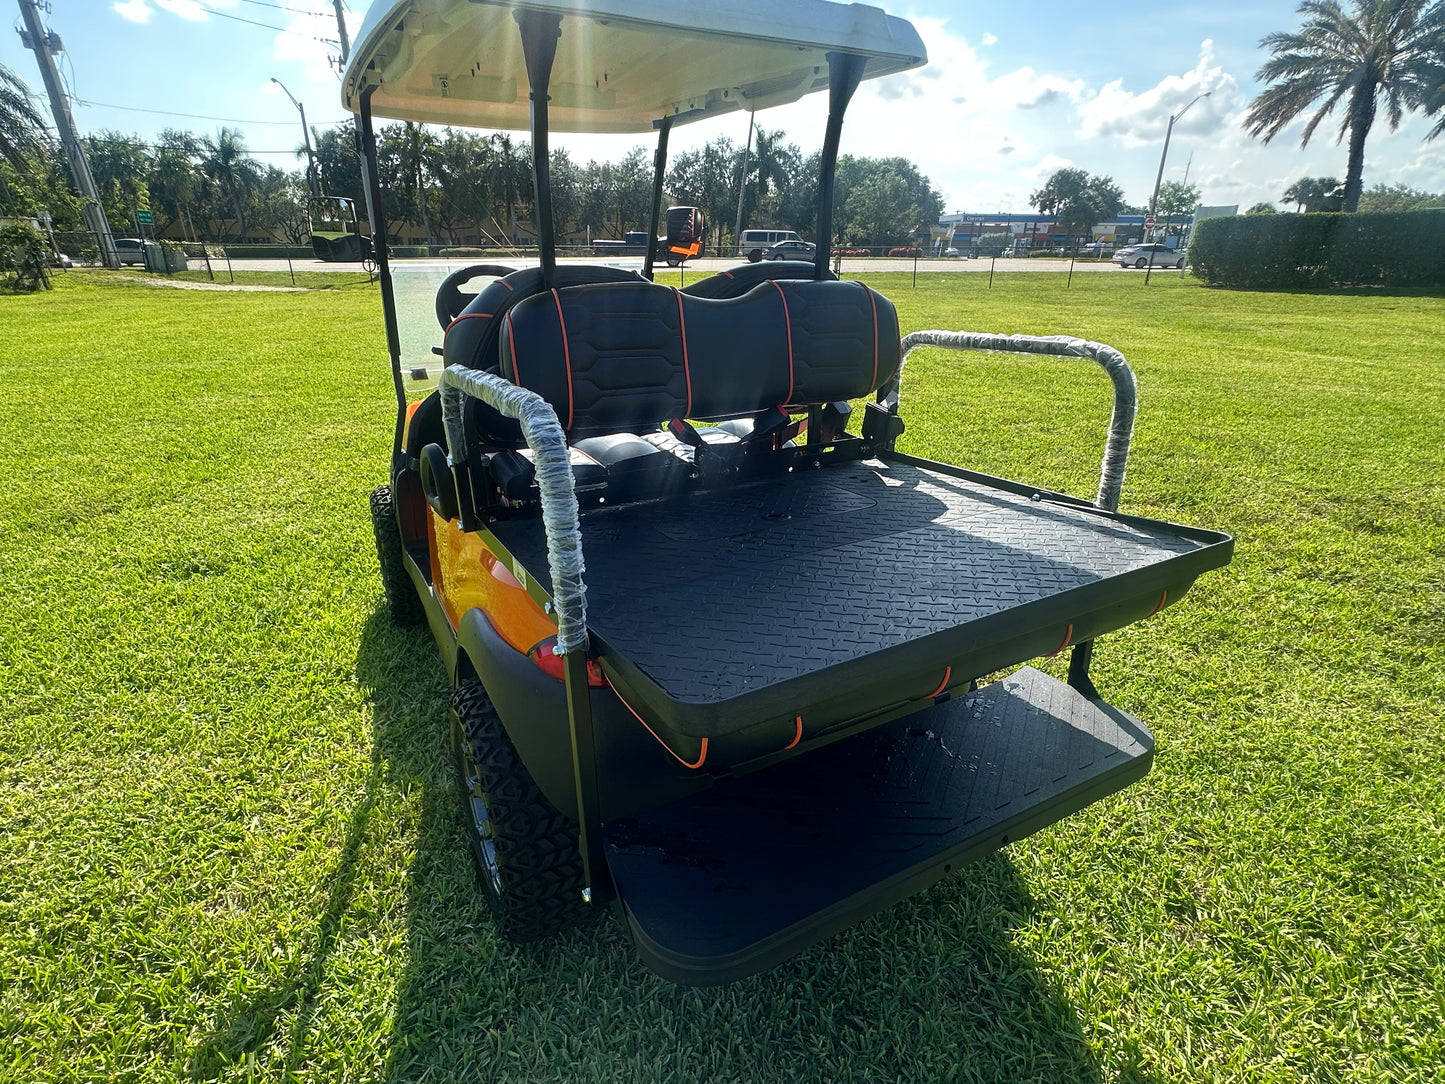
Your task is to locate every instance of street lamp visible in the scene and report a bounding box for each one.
[271,77,319,199]
[1147,91,1211,237]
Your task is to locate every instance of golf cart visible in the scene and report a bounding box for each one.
[308,195,374,264]
[347,0,1232,985]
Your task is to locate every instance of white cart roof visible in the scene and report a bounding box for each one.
[341,0,927,133]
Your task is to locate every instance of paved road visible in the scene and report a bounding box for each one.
[217,254,1142,275]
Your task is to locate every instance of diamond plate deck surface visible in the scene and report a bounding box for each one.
[491,458,1207,704]
[605,666,1153,971]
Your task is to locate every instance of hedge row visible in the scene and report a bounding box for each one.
[1190,209,1445,288]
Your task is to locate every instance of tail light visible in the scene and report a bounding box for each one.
[527,636,608,687]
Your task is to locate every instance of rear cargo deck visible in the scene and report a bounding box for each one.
[604,665,1153,983]
[492,454,1231,736]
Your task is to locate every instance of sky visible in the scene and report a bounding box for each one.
[4,0,1444,216]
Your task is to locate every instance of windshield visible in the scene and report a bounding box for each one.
[389,261,522,400]
[309,198,356,235]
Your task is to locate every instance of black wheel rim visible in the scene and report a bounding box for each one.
[453,718,503,895]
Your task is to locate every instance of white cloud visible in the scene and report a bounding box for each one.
[114,0,210,21]
[112,0,151,22]
[270,10,349,86]
[981,32,998,46]
[1076,40,1240,147]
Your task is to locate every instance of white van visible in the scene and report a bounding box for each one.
[739,228,803,261]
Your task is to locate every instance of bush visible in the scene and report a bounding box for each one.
[389,245,429,257]
[217,244,315,260]
[975,232,1012,256]
[831,247,873,257]
[0,222,50,293]
[1190,209,1445,288]
[886,246,922,257]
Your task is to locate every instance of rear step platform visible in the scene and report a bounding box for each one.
[603,665,1153,985]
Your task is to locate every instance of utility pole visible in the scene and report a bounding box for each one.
[16,0,119,268]
[333,0,351,60]
[732,111,754,257]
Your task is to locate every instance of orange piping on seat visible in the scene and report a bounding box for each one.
[784,715,803,750]
[551,288,573,429]
[1148,590,1169,616]
[857,280,879,389]
[1046,624,1074,657]
[614,687,708,770]
[674,289,693,416]
[497,278,514,292]
[925,666,951,699]
[444,311,493,333]
[767,279,795,403]
[505,312,521,383]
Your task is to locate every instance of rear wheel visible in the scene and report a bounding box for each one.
[747,249,762,263]
[369,485,426,627]
[450,679,585,940]
[1134,257,1147,268]
[1175,258,1185,269]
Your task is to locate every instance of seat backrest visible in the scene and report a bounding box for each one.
[496,278,900,439]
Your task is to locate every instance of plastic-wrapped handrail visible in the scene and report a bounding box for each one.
[439,365,587,652]
[891,331,1137,513]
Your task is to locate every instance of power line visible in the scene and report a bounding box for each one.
[232,0,331,14]
[192,3,339,46]
[72,97,350,127]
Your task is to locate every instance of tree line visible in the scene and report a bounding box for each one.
[0,61,943,252]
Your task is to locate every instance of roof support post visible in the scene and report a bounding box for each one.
[814,51,867,281]
[516,9,562,288]
[360,87,407,469]
[642,115,675,281]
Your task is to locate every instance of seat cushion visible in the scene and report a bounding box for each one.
[498,278,900,439]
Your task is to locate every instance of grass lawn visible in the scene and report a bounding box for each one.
[1,271,1441,1083]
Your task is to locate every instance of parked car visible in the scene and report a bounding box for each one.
[113,238,146,266]
[740,228,802,261]
[1113,243,1185,269]
[762,239,816,261]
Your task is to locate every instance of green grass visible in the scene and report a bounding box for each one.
[64,267,379,290]
[1,272,1442,1083]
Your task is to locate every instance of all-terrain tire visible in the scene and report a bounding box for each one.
[369,485,426,627]
[450,679,585,941]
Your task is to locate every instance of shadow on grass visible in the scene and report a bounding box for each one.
[185,609,446,1081]
[1197,282,1445,298]
[339,611,1143,1083]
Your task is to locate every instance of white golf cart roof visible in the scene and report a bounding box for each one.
[341,0,927,132]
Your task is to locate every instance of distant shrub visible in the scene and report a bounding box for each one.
[0,222,50,293]
[886,246,922,257]
[975,232,1012,255]
[1190,210,1445,288]
[831,247,872,257]
[219,244,315,260]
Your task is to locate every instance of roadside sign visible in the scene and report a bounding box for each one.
[136,210,155,226]
[1143,215,1157,229]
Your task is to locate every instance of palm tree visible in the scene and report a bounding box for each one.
[0,61,45,212]
[1244,0,1445,212]
[201,127,260,242]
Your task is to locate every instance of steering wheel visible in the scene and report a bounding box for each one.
[435,263,520,329]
